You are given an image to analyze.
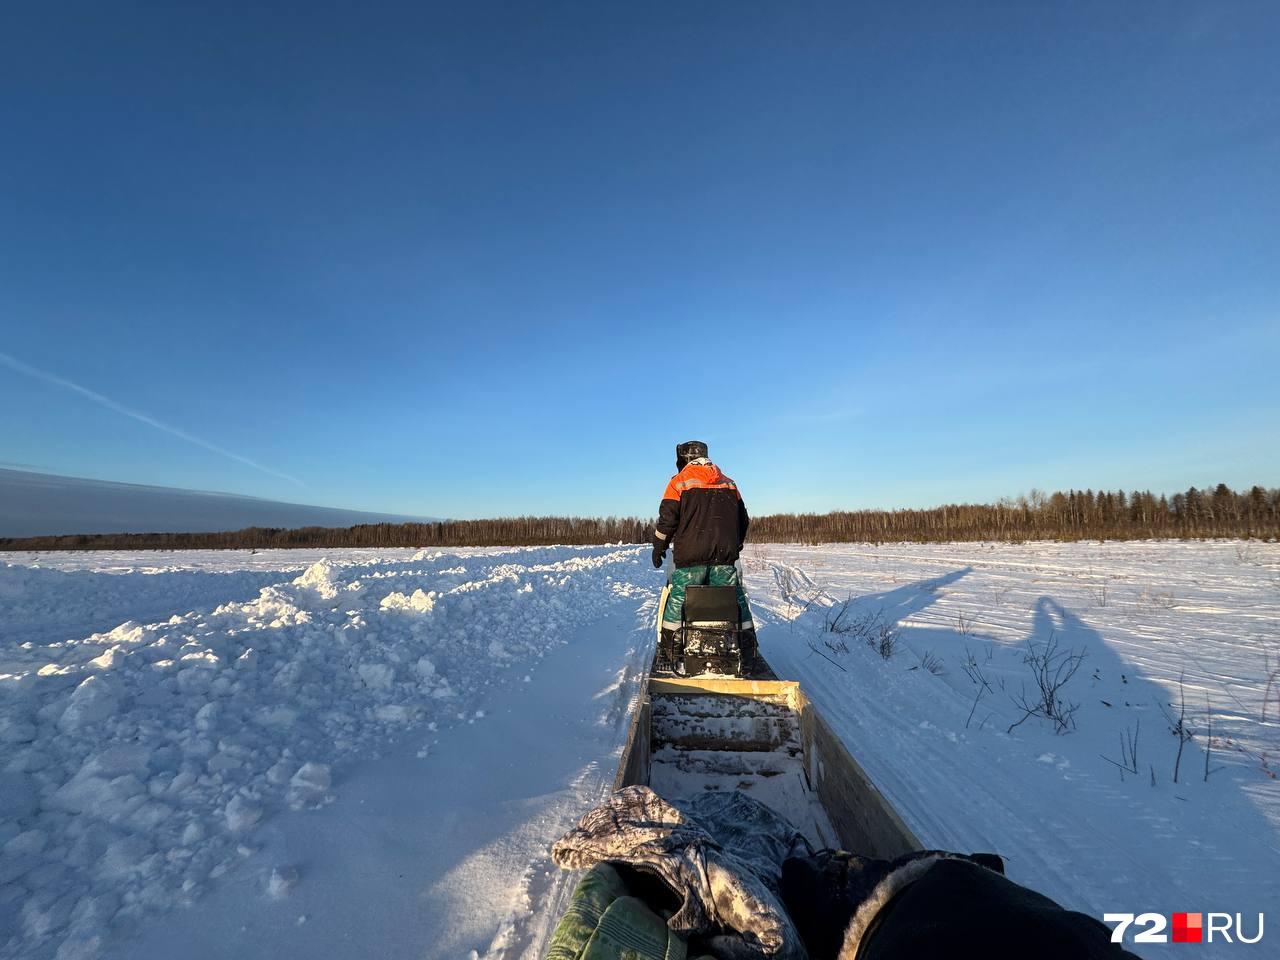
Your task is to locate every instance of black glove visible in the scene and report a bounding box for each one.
[652,542,666,568]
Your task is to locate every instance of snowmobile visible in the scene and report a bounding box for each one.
[654,574,758,677]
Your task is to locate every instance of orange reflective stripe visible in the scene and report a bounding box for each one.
[664,463,740,499]
[674,478,737,492]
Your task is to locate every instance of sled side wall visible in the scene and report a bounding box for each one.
[614,695,651,790]
[795,687,920,859]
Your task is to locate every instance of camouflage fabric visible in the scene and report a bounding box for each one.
[661,564,753,628]
[551,786,809,960]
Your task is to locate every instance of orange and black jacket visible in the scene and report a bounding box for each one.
[655,460,750,568]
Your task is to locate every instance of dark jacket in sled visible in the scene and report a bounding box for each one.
[781,849,1141,960]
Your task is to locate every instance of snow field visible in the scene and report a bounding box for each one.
[742,540,1279,958]
[4,540,1276,960]
[0,545,654,960]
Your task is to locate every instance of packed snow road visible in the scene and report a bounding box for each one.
[2,541,1277,959]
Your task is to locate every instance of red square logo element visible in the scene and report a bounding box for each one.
[1173,913,1203,943]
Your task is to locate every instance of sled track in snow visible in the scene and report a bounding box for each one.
[493,607,658,960]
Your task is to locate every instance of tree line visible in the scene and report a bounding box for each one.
[1,483,1275,551]
[0,517,653,552]
[749,484,1280,544]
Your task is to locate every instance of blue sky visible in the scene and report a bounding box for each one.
[2,2,1278,519]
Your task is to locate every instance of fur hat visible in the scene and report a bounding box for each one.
[676,440,709,471]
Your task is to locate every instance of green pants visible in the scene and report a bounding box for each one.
[662,564,753,629]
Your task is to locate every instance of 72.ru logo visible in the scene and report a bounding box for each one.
[1104,913,1264,944]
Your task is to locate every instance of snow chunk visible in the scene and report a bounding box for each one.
[357,662,394,691]
[195,702,221,732]
[84,744,152,778]
[87,645,125,671]
[0,715,37,743]
[375,704,415,724]
[287,763,331,805]
[50,770,112,815]
[101,621,153,646]
[293,559,341,598]
[268,865,299,899]
[255,705,299,727]
[98,836,154,880]
[379,588,437,614]
[224,795,263,833]
[58,675,119,733]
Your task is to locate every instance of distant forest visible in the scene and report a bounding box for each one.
[2,483,1276,551]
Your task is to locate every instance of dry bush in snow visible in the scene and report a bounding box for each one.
[1008,633,1086,734]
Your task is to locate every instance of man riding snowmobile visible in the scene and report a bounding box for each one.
[653,440,757,668]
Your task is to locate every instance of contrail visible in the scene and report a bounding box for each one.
[0,351,304,486]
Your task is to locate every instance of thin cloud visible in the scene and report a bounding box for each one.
[0,351,303,486]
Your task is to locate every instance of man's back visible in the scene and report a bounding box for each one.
[658,459,749,569]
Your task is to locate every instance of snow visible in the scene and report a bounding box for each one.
[2,540,1276,959]
[265,866,298,900]
[742,540,1280,958]
[1,545,656,960]
[649,691,839,849]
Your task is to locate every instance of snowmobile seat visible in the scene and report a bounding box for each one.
[680,586,744,675]
[682,585,740,626]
